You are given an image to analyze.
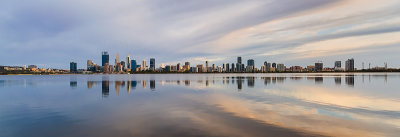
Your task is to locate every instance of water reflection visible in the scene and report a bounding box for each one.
[2,73,399,137]
[78,75,362,94]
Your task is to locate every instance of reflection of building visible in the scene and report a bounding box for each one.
[315,77,323,84]
[237,77,243,90]
[262,77,271,85]
[185,80,190,86]
[115,81,123,96]
[87,81,96,89]
[345,75,354,86]
[334,77,341,85]
[150,80,155,90]
[247,77,255,88]
[131,81,137,89]
[102,80,109,97]
[142,80,146,88]
[70,81,77,87]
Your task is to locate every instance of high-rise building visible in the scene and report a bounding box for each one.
[87,60,94,70]
[205,61,209,72]
[277,64,285,72]
[131,59,137,72]
[177,63,181,71]
[231,63,235,72]
[237,57,242,64]
[272,63,277,68]
[127,55,131,69]
[335,61,341,68]
[115,53,120,65]
[150,58,155,70]
[70,62,77,72]
[142,60,147,70]
[102,51,109,66]
[315,62,323,72]
[121,61,126,71]
[185,62,190,67]
[197,64,204,72]
[345,58,354,71]
[247,59,255,67]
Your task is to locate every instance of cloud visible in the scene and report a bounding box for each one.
[0,0,399,68]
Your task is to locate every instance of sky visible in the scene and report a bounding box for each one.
[1,0,400,69]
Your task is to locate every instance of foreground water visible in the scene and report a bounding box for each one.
[1,73,400,137]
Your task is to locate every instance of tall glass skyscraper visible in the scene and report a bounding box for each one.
[247,59,254,67]
[237,57,242,64]
[131,59,137,72]
[150,58,155,70]
[70,62,77,72]
[102,51,109,66]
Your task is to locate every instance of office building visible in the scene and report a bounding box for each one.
[247,59,255,67]
[197,64,204,72]
[131,59,137,72]
[127,55,131,69]
[237,57,242,64]
[272,63,276,68]
[177,63,181,71]
[115,53,120,65]
[315,62,323,72]
[70,62,77,72]
[87,60,94,70]
[142,60,147,70]
[205,61,209,72]
[150,58,155,70]
[345,58,355,71]
[334,61,341,68]
[102,51,109,66]
[277,64,285,72]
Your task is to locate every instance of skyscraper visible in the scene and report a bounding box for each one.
[237,57,242,64]
[345,58,354,71]
[315,62,323,72]
[205,61,209,72]
[70,62,77,72]
[127,55,131,69]
[115,53,120,65]
[247,59,255,67]
[102,51,109,66]
[142,60,147,70]
[272,63,276,68]
[131,59,137,72]
[87,60,94,70]
[150,58,155,70]
[335,61,341,68]
[177,63,181,71]
[277,64,285,72]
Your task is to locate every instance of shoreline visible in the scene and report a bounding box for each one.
[1,71,400,75]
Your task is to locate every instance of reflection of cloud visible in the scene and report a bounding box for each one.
[265,85,400,112]
[186,93,400,137]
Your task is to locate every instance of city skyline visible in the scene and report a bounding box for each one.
[1,0,400,69]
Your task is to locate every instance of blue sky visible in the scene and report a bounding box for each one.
[1,0,400,69]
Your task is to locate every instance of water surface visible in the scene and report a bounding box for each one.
[1,73,400,137]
